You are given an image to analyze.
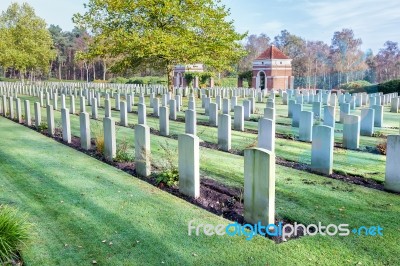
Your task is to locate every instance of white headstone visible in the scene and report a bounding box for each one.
[299,111,313,142]
[243,100,251,120]
[115,93,121,111]
[103,117,116,161]
[209,103,218,126]
[80,112,91,150]
[153,98,160,117]
[34,102,41,128]
[120,101,128,126]
[323,106,336,128]
[178,134,200,198]
[263,107,275,120]
[218,114,231,151]
[61,108,71,143]
[311,125,334,175]
[373,105,383,127]
[135,124,151,177]
[159,106,169,136]
[339,103,350,123]
[234,105,244,131]
[244,148,275,225]
[222,98,230,114]
[15,98,22,123]
[385,135,400,192]
[185,109,197,135]
[46,105,55,137]
[138,103,147,125]
[24,100,31,126]
[91,98,98,119]
[291,103,303,127]
[70,95,75,114]
[258,118,275,152]
[169,99,177,120]
[360,108,374,136]
[343,114,360,149]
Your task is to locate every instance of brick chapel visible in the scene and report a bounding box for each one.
[252,45,294,91]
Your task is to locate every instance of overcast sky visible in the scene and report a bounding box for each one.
[0,0,399,54]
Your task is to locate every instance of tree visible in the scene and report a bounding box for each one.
[49,24,69,80]
[73,0,246,89]
[375,41,400,82]
[0,3,55,80]
[330,28,364,84]
[303,41,331,89]
[364,49,376,83]
[238,33,270,72]
[273,30,307,87]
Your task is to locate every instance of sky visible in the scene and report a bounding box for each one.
[0,0,399,54]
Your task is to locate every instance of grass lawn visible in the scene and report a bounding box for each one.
[1,115,400,265]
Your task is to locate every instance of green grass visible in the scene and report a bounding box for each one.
[1,115,400,265]
[0,205,30,264]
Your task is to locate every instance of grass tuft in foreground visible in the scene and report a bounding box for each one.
[0,205,31,264]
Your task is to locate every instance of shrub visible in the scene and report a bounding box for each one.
[184,72,198,86]
[282,133,296,140]
[95,137,104,154]
[238,70,253,87]
[249,115,261,122]
[343,79,400,94]
[127,79,144,85]
[109,76,167,85]
[156,141,179,187]
[37,122,48,132]
[372,131,385,138]
[156,168,179,187]
[378,79,400,94]
[0,205,30,264]
[92,124,104,154]
[340,80,372,92]
[314,118,322,126]
[109,77,129,84]
[376,140,387,155]
[115,138,134,162]
[200,72,213,86]
[93,79,108,83]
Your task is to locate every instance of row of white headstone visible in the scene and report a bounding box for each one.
[1,85,400,225]
[2,86,396,181]
[0,81,269,102]
[283,91,400,193]
[0,91,276,226]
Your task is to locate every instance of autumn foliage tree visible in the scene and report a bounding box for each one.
[73,0,246,89]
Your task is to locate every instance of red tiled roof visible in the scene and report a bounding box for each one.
[256,45,290,60]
